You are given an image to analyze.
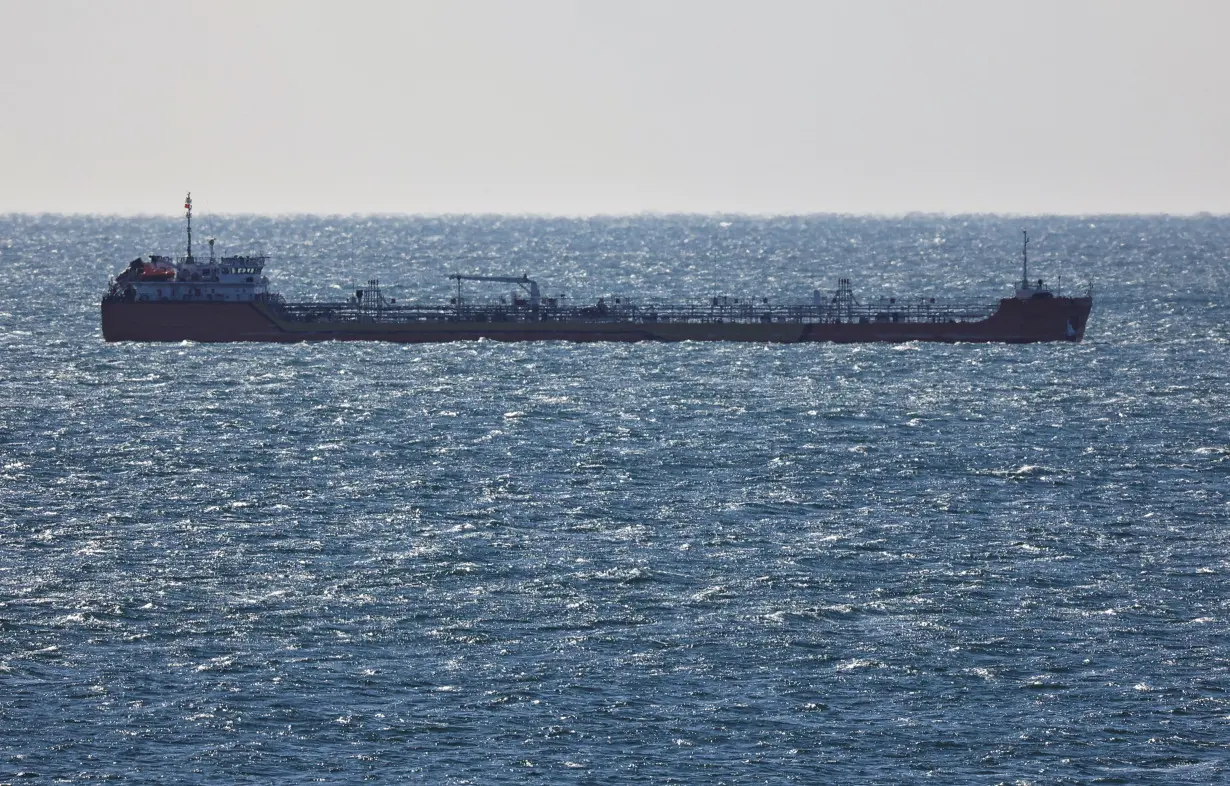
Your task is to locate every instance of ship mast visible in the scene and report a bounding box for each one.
[185,192,193,261]
[1021,230,1028,290]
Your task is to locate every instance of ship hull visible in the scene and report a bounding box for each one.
[102,296,1092,344]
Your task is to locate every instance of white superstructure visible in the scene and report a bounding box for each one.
[109,251,271,303]
[106,194,272,304]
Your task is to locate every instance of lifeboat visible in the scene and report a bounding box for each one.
[139,263,176,281]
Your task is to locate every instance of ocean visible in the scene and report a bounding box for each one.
[1,214,1227,783]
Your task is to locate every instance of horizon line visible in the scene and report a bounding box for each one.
[3,209,1230,220]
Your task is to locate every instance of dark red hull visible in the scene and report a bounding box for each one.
[102,296,1092,344]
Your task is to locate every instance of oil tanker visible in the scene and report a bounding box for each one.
[101,196,1092,344]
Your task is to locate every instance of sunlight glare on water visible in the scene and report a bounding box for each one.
[0,214,1228,782]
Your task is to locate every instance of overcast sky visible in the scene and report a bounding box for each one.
[1,0,1227,215]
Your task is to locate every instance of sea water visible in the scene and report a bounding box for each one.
[0,214,1227,783]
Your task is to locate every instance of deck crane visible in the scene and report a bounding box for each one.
[448,274,541,309]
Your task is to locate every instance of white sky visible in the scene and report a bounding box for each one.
[1,0,1228,214]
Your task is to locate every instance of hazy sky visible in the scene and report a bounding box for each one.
[2,0,1228,214]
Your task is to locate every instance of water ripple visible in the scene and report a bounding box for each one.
[0,215,1227,782]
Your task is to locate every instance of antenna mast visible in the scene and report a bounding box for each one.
[185,192,193,260]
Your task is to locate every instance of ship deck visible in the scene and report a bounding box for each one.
[272,299,1001,327]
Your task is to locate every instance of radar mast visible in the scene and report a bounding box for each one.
[185,192,193,261]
